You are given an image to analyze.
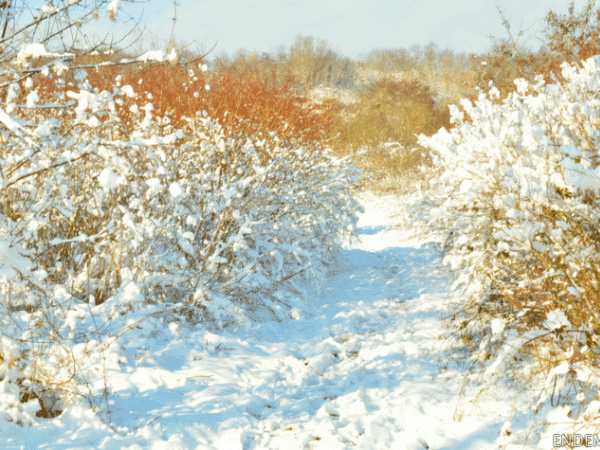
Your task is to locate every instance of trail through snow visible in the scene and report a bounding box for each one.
[4,195,530,449]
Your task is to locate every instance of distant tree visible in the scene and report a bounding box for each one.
[362,48,414,73]
[286,34,354,89]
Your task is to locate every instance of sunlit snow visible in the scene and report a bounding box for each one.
[2,194,576,450]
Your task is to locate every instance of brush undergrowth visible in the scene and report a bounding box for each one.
[408,56,600,435]
[327,78,447,193]
[0,46,361,422]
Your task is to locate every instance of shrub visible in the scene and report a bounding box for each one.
[0,48,361,420]
[214,35,355,91]
[410,56,600,416]
[329,78,448,192]
[197,67,336,142]
[476,1,600,96]
[57,61,337,144]
[286,34,355,90]
[544,0,600,64]
[359,44,477,109]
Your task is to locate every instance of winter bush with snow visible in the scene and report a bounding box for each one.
[0,46,361,420]
[411,56,600,414]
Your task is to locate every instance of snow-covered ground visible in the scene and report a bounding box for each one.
[1,194,574,449]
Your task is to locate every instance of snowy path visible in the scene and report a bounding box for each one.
[4,195,520,450]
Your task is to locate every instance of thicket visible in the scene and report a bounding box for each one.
[407,0,600,439]
[359,43,477,106]
[210,39,472,193]
[476,0,600,95]
[0,3,361,423]
[329,77,449,191]
[214,34,355,90]
[43,61,337,143]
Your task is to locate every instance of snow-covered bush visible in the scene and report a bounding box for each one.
[410,56,600,414]
[0,48,361,420]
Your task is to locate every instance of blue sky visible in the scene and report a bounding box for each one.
[104,0,588,58]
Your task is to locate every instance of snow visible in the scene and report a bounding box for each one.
[107,0,122,16]
[15,44,49,63]
[98,167,124,192]
[168,181,184,198]
[0,107,23,134]
[543,310,572,331]
[0,240,32,280]
[1,193,573,449]
[26,90,39,108]
[121,85,136,97]
[490,318,506,337]
[137,50,169,63]
[167,49,178,64]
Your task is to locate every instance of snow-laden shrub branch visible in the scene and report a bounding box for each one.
[410,56,600,414]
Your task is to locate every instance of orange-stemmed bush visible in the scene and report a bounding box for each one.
[27,61,337,145]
